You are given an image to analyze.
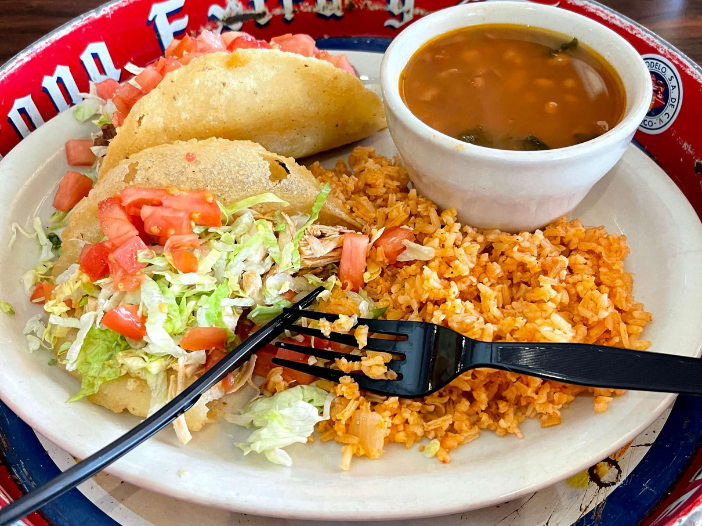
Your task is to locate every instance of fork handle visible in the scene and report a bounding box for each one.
[488,342,702,394]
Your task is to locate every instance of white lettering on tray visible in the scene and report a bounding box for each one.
[41,65,81,112]
[385,0,414,29]
[148,0,189,51]
[80,42,121,83]
[7,95,45,138]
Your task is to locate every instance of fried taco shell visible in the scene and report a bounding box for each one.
[98,50,386,178]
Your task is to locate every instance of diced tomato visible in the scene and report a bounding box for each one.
[275,347,316,385]
[53,171,93,212]
[374,226,415,264]
[102,304,146,340]
[227,35,270,51]
[253,338,321,385]
[154,57,168,75]
[30,282,56,304]
[95,78,121,100]
[163,233,199,252]
[79,241,112,281]
[172,35,200,59]
[204,348,228,371]
[141,205,192,239]
[171,249,197,273]
[339,233,369,292]
[162,190,221,227]
[221,372,238,392]
[182,327,228,351]
[134,65,163,94]
[196,30,226,52]
[111,236,150,274]
[65,139,96,166]
[282,290,297,301]
[253,346,277,378]
[98,197,139,246]
[114,83,144,109]
[220,31,251,47]
[120,188,168,215]
[111,95,130,115]
[271,34,317,57]
[79,243,93,263]
[164,38,181,58]
[162,57,182,74]
[179,52,207,66]
[108,256,141,291]
[111,111,125,128]
[314,50,356,75]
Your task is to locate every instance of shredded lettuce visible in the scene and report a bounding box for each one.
[222,193,289,217]
[67,326,129,401]
[118,350,173,416]
[247,299,292,326]
[196,282,229,328]
[0,301,14,315]
[23,314,48,352]
[141,277,181,352]
[73,98,101,123]
[65,312,97,370]
[372,306,388,319]
[225,385,330,466]
[288,184,331,270]
[48,210,71,231]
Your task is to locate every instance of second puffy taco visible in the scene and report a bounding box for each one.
[96,33,386,178]
[40,138,360,442]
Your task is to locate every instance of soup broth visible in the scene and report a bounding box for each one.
[400,24,626,151]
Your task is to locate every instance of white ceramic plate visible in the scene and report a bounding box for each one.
[1,51,701,521]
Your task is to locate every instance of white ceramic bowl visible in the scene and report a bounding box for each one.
[380,1,652,232]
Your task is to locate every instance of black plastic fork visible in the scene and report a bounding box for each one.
[273,309,702,397]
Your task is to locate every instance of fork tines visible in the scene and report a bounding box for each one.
[272,308,412,387]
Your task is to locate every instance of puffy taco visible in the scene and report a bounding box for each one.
[24,138,361,444]
[83,31,386,178]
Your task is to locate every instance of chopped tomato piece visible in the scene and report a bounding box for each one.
[111,111,125,127]
[98,197,139,246]
[111,95,130,115]
[164,38,181,58]
[204,348,228,371]
[221,372,238,392]
[114,83,144,109]
[172,35,199,59]
[141,205,192,239]
[227,35,270,51]
[314,50,356,75]
[162,57,182,74]
[179,52,207,66]
[134,65,163,94]
[271,34,317,57]
[163,233,199,253]
[339,233,369,292]
[374,226,415,264]
[102,304,146,340]
[107,256,141,291]
[275,347,316,385]
[196,30,226,52]
[95,78,120,100]
[182,327,228,351]
[111,236,150,274]
[162,190,221,227]
[154,56,168,75]
[253,346,277,378]
[120,188,168,215]
[53,171,93,212]
[171,249,198,273]
[65,139,96,166]
[220,31,251,47]
[30,282,56,304]
[79,241,112,281]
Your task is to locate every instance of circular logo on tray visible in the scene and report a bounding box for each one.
[639,54,683,135]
